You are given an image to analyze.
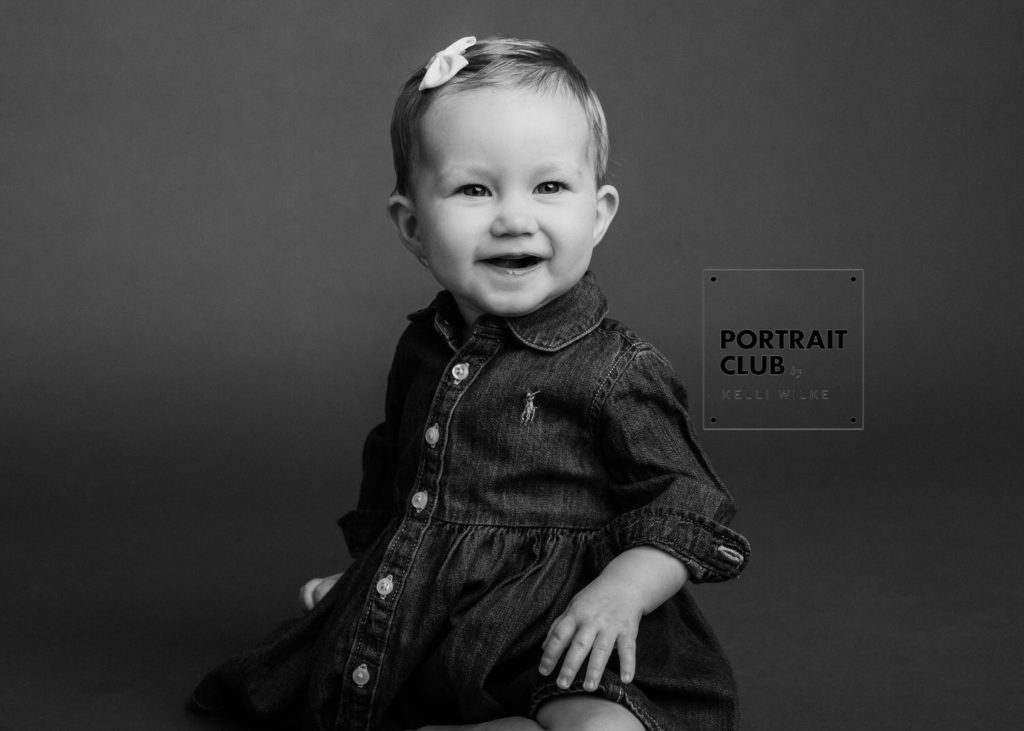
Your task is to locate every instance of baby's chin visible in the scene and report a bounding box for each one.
[477,295,558,320]
[457,283,576,323]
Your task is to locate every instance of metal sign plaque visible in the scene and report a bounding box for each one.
[702,269,863,430]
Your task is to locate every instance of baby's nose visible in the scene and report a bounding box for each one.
[490,197,538,237]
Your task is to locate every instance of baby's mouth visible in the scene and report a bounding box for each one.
[483,255,542,269]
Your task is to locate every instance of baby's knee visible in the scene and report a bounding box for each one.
[535,695,644,731]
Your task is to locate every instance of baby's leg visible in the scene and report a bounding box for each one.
[412,696,644,731]
[535,695,645,731]
[412,719,540,730]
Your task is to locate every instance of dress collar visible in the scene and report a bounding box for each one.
[407,271,609,352]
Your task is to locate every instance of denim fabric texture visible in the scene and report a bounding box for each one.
[190,272,750,730]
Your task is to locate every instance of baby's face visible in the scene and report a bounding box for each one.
[391,86,618,325]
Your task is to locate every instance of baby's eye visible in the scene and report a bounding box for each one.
[534,181,566,195]
[457,184,491,197]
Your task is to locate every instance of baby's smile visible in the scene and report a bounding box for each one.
[482,254,544,270]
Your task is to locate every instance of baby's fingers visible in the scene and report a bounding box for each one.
[299,572,343,612]
[314,573,341,603]
[539,615,578,678]
[300,578,322,611]
[557,628,599,689]
[581,630,618,691]
[541,619,598,690]
[617,634,636,684]
[557,622,602,688]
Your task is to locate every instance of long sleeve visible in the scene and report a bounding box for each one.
[597,345,750,582]
[337,421,397,560]
[337,352,406,560]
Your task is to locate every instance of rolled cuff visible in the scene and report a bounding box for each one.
[337,509,391,560]
[605,509,751,583]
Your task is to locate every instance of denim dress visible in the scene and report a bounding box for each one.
[190,272,751,730]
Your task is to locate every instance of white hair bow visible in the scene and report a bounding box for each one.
[418,36,476,91]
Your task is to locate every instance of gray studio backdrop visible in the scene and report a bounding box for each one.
[3,2,1022,729]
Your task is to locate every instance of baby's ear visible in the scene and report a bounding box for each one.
[387,193,424,260]
[592,184,620,246]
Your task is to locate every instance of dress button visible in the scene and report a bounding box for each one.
[376,574,394,597]
[352,664,370,687]
[425,424,440,446]
[411,491,429,510]
[716,545,744,566]
[451,362,469,382]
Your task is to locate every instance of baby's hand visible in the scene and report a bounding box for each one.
[538,573,643,691]
[299,572,343,611]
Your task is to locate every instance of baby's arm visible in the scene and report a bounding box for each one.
[538,545,688,690]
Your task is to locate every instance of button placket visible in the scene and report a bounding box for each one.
[340,336,503,725]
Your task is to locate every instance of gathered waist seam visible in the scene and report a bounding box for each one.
[423,516,607,533]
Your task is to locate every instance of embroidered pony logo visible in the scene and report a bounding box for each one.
[521,389,541,424]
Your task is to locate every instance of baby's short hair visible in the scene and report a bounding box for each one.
[390,36,609,196]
